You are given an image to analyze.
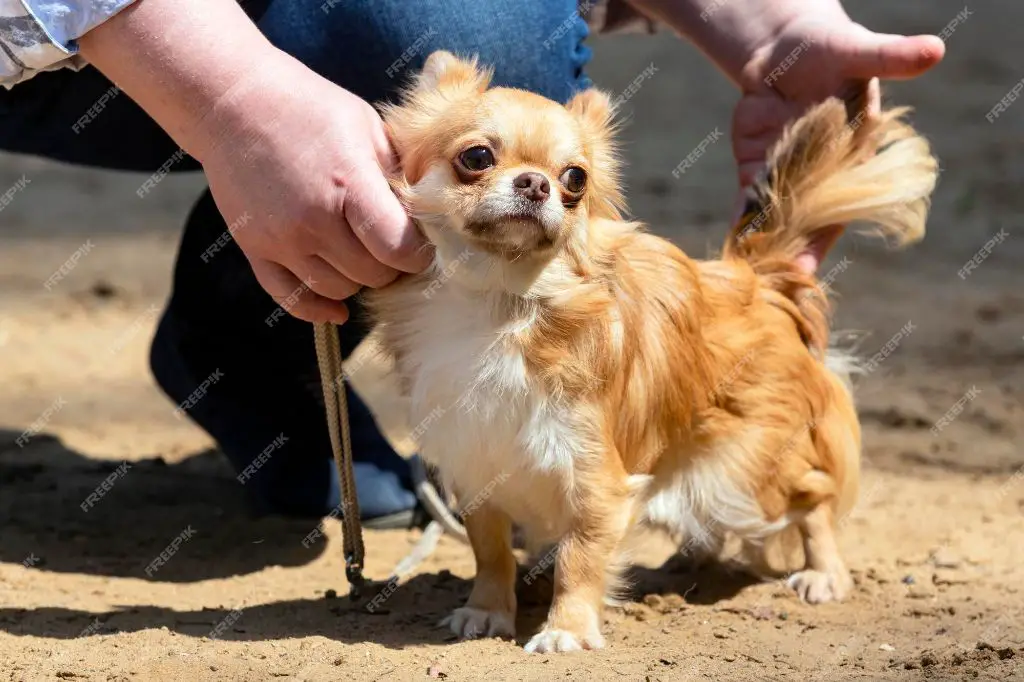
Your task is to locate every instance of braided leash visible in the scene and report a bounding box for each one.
[312,321,369,597]
[313,321,468,604]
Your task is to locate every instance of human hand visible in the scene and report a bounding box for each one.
[195,55,432,323]
[731,10,944,270]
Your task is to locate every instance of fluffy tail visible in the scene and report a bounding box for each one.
[722,92,939,352]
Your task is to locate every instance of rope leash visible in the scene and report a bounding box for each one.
[313,322,369,597]
[312,321,468,603]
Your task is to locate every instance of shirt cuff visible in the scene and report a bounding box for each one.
[1,0,136,87]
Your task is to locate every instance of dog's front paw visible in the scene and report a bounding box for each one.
[524,627,605,653]
[440,606,516,639]
[787,568,853,604]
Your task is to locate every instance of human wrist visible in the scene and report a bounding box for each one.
[183,47,312,165]
[77,0,285,163]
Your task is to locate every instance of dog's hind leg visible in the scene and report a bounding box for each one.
[786,502,853,603]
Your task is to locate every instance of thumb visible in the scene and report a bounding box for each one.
[344,162,433,274]
[838,29,945,81]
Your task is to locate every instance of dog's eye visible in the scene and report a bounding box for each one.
[458,146,495,172]
[559,167,587,193]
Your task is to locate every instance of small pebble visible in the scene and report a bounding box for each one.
[879,644,895,652]
[901,575,915,585]
[930,548,961,569]
[325,589,338,599]
[907,585,936,599]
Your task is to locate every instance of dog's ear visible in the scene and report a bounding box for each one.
[566,89,625,219]
[416,50,492,95]
[382,51,492,174]
[566,89,614,131]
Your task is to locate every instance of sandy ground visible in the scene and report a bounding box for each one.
[1,3,1023,680]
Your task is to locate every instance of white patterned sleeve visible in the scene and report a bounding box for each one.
[0,0,137,88]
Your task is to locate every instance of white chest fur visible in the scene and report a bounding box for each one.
[384,280,581,539]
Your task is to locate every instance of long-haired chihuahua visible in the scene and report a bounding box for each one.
[366,51,938,653]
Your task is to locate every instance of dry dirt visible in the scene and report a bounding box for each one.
[1,3,1022,681]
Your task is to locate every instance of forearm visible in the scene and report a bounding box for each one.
[624,0,848,85]
[77,0,289,161]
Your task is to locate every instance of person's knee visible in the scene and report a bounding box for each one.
[253,0,591,104]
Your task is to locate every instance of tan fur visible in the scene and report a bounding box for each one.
[368,51,938,650]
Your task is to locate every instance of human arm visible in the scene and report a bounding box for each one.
[76,0,431,323]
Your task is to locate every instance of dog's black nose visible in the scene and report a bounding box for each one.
[512,172,551,202]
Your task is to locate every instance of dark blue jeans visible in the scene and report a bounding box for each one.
[0,0,592,519]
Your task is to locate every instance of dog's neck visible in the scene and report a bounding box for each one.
[424,222,587,301]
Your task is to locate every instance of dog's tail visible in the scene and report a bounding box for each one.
[722,91,938,353]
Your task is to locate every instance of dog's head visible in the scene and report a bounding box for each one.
[381,51,623,293]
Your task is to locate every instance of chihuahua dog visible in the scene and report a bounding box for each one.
[367,51,937,653]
